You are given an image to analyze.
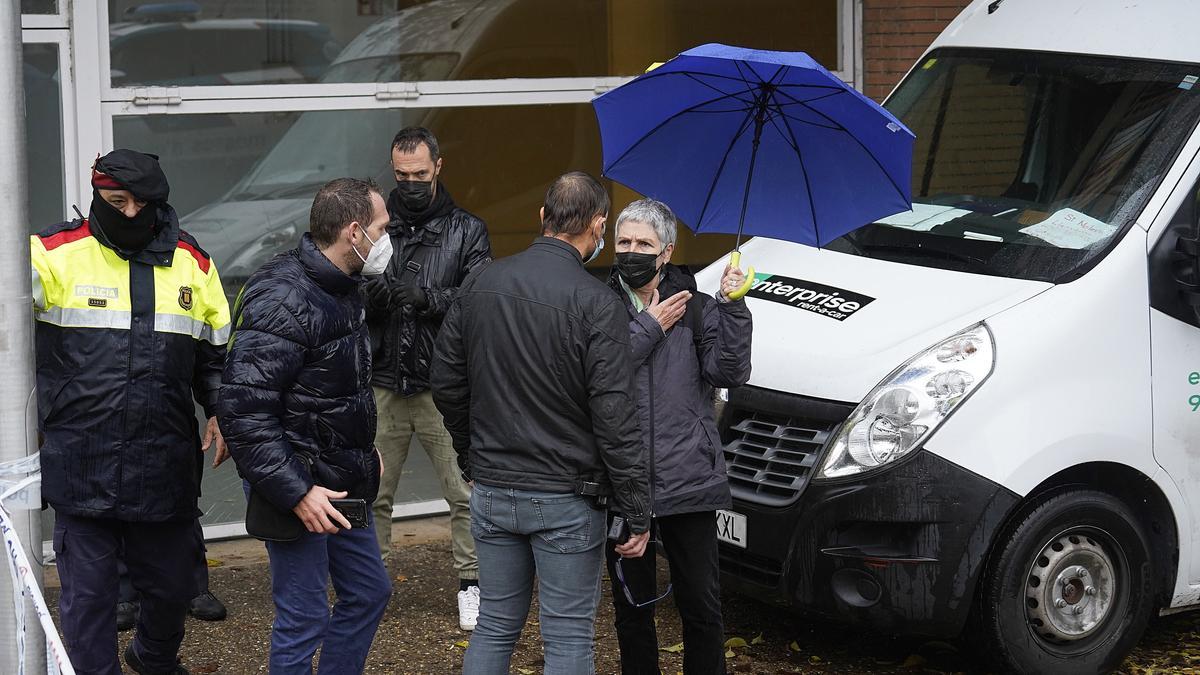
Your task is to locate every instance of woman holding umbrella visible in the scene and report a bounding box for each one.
[605,198,752,674]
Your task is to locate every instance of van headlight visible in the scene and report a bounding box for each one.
[817,323,995,480]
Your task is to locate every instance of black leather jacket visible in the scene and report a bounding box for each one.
[220,234,380,511]
[367,198,490,396]
[431,237,650,532]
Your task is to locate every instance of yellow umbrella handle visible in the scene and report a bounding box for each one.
[726,251,754,301]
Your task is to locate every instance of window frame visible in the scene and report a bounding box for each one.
[20,1,67,29]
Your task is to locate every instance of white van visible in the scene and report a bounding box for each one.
[695,1,1200,671]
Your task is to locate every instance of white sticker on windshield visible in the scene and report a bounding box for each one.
[876,203,970,231]
[1019,208,1117,249]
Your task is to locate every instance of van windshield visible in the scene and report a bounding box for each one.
[826,49,1200,282]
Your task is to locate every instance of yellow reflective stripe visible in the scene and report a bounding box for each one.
[35,305,132,330]
[154,313,231,345]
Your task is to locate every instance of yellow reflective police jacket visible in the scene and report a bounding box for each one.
[31,213,231,521]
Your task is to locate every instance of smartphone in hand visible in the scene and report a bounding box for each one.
[329,498,369,529]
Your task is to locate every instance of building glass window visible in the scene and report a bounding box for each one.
[21,0,57,14]
[71,0,848,529]
[23,43,65,231]
[114,103,731,301]
[107,0,838,87]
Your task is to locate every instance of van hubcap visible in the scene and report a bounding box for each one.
[1025,532,1115,642]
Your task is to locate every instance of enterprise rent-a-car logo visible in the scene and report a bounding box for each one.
[746,273,875,321]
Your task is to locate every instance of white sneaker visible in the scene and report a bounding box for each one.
[458,585,480,631]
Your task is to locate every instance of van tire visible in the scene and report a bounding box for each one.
[977,489,1154,674]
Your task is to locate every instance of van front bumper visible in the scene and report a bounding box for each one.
[719,449,1020,637]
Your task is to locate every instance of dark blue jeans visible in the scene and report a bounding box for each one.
[264,513,392,674]
[54,514,198,675]
[464,484,606,675]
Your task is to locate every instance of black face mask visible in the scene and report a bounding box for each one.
[395,179,433,213]
[91,193,158,252]
[615,251,662,289]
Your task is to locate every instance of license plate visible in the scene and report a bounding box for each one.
[716,509,747,548]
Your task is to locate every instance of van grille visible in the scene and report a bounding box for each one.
[719,546,784,588]
[720,388,853,507]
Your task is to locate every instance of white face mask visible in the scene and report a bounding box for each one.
[584,223,605,264]
[353,224,392,276]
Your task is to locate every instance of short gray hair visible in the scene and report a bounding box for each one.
[615,198,677,249]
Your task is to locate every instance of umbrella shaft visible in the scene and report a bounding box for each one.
[736,99,769,253]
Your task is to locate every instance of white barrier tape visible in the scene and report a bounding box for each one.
[0,454,41,511]
[1,474,75,675]
[0,452,39,476]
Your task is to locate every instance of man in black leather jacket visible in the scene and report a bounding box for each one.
[221,178,392,674]
[431,171,651,674]
[362,127,491,630]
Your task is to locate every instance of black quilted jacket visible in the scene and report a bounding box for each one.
[219,233,380,511]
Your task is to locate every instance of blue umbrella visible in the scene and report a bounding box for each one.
[593,43,915,296]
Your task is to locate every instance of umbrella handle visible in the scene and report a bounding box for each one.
[726,252,754,301]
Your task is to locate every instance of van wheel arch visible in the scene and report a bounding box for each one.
[1007,463,1178,607]
[969,463,1177,672]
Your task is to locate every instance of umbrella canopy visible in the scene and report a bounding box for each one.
[593,43,915,248]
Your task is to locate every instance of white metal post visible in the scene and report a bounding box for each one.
[0,1,46,673]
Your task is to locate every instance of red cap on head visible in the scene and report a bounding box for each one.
[90,168,124,191]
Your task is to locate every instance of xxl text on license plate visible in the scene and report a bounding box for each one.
[716,509,746,548]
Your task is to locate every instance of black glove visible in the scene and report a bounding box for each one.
[395,284,428,310]
[363,278,393,309]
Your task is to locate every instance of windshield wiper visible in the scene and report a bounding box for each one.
[858,242,996,274]
[840,230,867,255]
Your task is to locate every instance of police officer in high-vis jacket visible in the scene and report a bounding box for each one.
[31,149,231,675]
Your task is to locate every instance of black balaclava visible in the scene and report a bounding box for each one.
[89,149,170,253]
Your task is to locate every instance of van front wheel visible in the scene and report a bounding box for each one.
[978,489,1154,674]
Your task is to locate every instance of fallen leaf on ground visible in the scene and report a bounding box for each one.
[751,633,765,645]
[660,643,685,653]
[205,558,222,568]
[809,655,821,664]
[394,575,408,583]
[517,669,535,674]
[788,641,800,653]
[724,637,748,649]
[453,640,470,649]
[725,649,735,658]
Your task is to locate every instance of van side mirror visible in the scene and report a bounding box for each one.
[1150,184,1200,327]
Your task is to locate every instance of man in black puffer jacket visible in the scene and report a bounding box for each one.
[220,178,392,674]
[362,127,490,630]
